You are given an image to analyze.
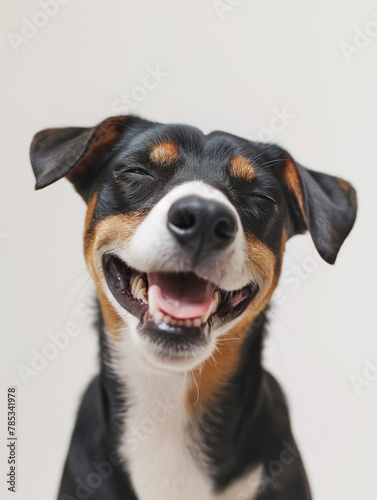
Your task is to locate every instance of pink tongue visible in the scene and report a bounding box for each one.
[147,272,216,320]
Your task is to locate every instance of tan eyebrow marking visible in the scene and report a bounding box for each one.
[149,141,179,166]
[230,156,256,182]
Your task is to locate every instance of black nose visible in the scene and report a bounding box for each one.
[167,195,238,253]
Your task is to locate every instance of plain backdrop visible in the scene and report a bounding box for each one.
[1,0,376,499]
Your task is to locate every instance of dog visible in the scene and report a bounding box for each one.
[30,116,357,500]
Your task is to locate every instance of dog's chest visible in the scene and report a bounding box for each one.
[117,369,263,500]
[111,333,263,500]
[118,367,212,500]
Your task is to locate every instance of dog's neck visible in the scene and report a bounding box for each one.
[96,298,266,438]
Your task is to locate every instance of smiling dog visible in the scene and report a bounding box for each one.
[30,116,357,500]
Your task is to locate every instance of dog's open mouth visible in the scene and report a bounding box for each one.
[102,254,258,333]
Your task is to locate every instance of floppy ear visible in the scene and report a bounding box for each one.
[30,115,142,199]
[280,152,357,264]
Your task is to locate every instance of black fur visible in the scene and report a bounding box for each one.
[30,116,357,499]
[58,308,310,500]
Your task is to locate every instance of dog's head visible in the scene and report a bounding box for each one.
[30,116,357,371]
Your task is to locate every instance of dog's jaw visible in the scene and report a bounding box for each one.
[97,256,258,373]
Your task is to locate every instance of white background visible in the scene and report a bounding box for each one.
[1,0,376,499]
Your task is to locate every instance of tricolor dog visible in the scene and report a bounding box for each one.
[30,116,357,500]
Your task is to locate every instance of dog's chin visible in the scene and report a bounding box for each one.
[102,253,259,369]
[131,327,215,373]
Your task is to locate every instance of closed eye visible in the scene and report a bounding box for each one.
[246,192,277,204]
[114,166,154,178]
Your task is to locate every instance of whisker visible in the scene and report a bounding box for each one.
[147,358,159,401]
[173,371,188,402]
[61,275,92,325]
[282,250,319,297]
[190,369,200,407]
[51,268,89,309]
[257,158,286,171]
[269,310,322,355]
[158,365,163,392]
[216,337,243,342]
[269,329,286,378]
[108,325,132,336]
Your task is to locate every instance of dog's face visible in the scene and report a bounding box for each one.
[30,116,357,371]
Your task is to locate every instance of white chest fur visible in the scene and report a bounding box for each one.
[108,333,262,500]
[121,367,212,499]
[111,334,211,500]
